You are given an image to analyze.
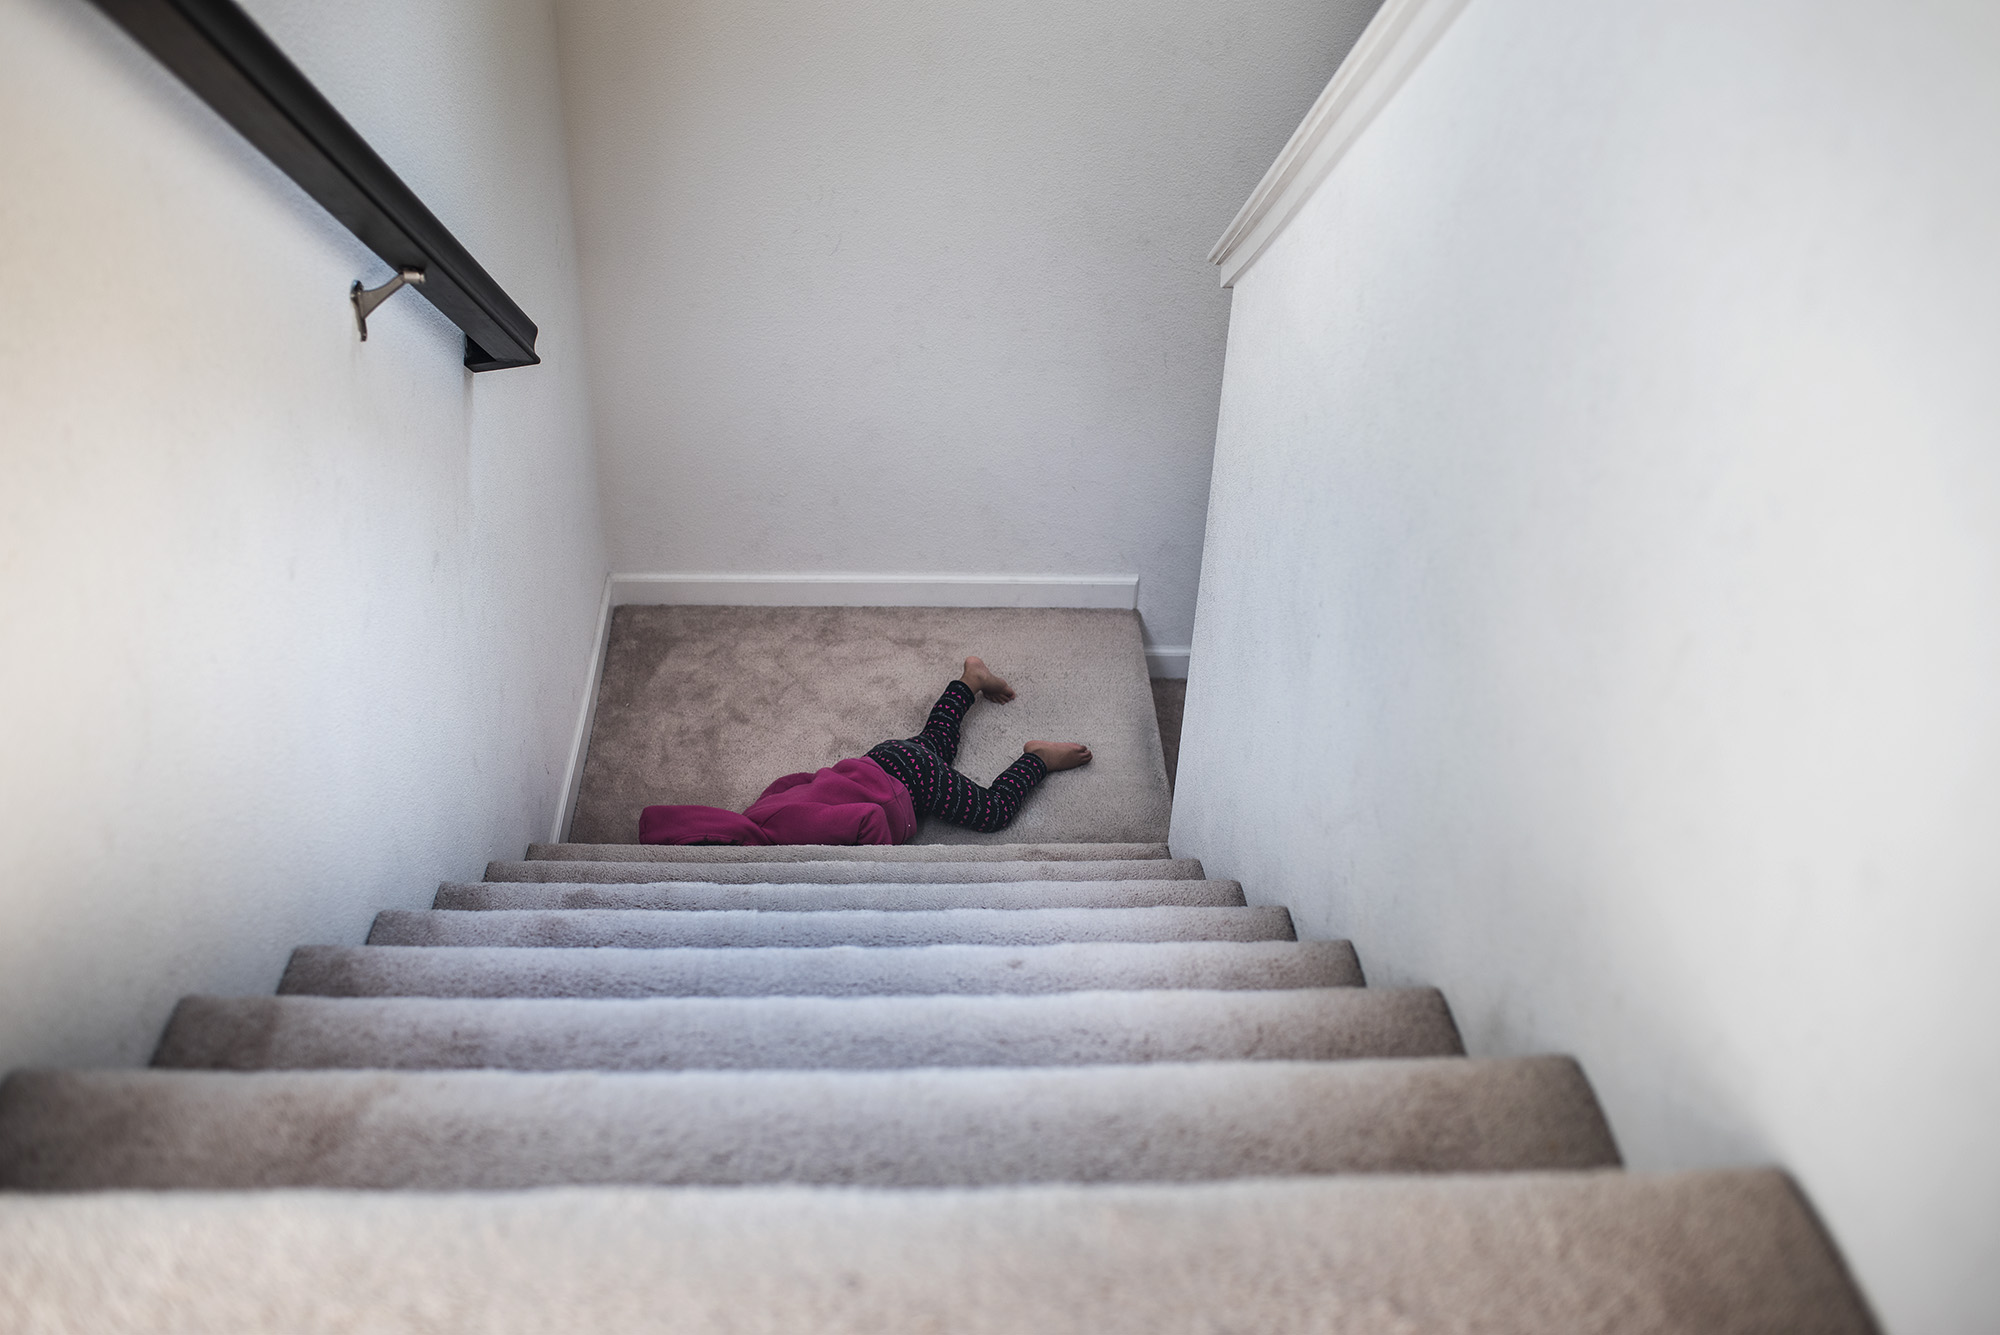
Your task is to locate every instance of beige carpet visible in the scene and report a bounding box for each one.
[484,858,1204,885]
[363,905,1297,949]
[150,989,1461,1071]
[433,877,1245,911]
[0,1059,1616,1189]
[1150,678,1185,788]
[0,842,1877,1328]
[567,607,1171,845]
[0,1173,1872,1333]
[274,940,1368,998]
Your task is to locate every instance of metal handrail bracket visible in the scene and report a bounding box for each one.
[89,0,541,371]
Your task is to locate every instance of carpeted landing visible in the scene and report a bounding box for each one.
[566,606,1171,845]
[0,844,1876,1331]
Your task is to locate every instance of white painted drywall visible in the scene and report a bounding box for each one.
[1173,1,2000,1330]
[549,0,1382,656]
[0,0,606,1071]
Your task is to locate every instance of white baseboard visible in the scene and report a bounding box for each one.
[1145,646,1191,679]
[550,574,615,843]
[610,573,1140,610]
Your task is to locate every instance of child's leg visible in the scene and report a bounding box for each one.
[911,680,974,764]
[864,657,1059,833]
[929,752,1050,833]
[865,738,1049,834]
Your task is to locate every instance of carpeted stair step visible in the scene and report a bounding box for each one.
[434,878,1245,912]
[565,607,1172,846]
[526,842,1173,864]
[484,857,1204,884]
[368,905,1295,949]
[0,1170,1875,1333]
[151,988,1461,1071]
[279,940,1364,998]
[0,1057,1617,1190]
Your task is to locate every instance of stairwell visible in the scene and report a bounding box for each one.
[0,836,1875,1329]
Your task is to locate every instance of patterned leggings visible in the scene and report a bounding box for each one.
[867,680,1049,833]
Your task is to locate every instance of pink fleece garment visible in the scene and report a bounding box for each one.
[638,756,918,846]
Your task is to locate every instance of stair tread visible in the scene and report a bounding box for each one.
[435,878,1245,912]
[0,1170,1873,1334]
[281,940,1363,997]
[527,842,1174,864]
[369,905,1296,949]
[0,1058,1616,1190]
[484,858,1205,884]
[152,988,1462,1072]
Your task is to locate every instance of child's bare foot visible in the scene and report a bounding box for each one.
[960,656,1015,703]
[1026,740,1091,771]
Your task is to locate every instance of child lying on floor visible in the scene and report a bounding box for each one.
[640,657,1091,846]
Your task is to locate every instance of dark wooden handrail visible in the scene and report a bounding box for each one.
[91,0,540,371]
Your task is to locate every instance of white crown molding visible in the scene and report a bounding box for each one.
[1208,0,1472,288]
[609,573,1140,611]
[1145,646,1192,679]
[551,573,616,842]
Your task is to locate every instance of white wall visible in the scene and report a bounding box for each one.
[550,0,1382,658]
[1173,1,2000,1331]
[0,0,606,1071]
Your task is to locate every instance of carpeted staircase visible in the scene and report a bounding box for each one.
[0,840,1874,1330]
